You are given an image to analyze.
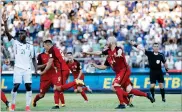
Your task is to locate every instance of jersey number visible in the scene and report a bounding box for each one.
[21,49,25,54]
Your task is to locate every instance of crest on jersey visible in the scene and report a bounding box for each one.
[49,54,52,58]
[156,60,160,64]
[117,49,122,57]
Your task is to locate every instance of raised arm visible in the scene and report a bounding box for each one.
[91,63,107,70]
[2,13,14,41]
[84,51,103,56]
[129,40,145,52]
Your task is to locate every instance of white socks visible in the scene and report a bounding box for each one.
[11,91,17,104]
[26,91,32,106]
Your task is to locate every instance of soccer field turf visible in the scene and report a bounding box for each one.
[1,93,181,112]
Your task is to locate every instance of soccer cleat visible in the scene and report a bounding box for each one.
[162,99,166,102]
[61,104,66,107]
[115,104,126,109]
[128,94,134,104]
[25,106,31,112]
[153,98,155,102]
[127,103,134,107]
[147,92,155,103]
[86,86,92,93]
[11,104,16,111]
[5,101,11,111]
[75,79,85,86]
[51,105,60,109]
[84,100,89,103]
[32,101,37,107]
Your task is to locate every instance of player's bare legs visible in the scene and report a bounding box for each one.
[1,91,11,110]
[11,83,20,111]
[150,84,156,102]
[159,83,166,102]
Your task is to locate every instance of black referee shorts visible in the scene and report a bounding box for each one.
[149,70,164,84]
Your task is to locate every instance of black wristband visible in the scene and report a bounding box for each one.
[165,68,169,72]
[133,44,138,48]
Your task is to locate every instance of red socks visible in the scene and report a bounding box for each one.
[1,91,8,104]
[129,89,147,97]
[61,81,76,91]
[54,90,59,105]
[114,86,126,104]
[33,94,44,103]
[80,91,88,101]
[59,92,65,104]
[82,87,88,92]
[123,96,129,105]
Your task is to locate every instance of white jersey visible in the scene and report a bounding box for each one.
[11,39,34,70]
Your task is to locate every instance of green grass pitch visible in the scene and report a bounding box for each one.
[1,93,182,112]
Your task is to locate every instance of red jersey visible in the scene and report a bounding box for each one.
[37,52,55,81]
[66,59,84,79]
[103,47,128,74]
[48,45,69,71]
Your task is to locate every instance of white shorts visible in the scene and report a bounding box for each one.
[13,67,32,84]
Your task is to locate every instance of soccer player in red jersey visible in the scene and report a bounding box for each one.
[1,40,11,110]
[84,36,154,109]
[1,91,11,110]
[66,52,92,102]
[40,38,84,109]
[32,50,55,107]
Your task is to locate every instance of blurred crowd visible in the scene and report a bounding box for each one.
[1,1,182,71]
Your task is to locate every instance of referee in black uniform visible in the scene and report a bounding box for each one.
[130,41,169,102]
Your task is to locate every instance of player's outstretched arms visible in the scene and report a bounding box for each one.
[129,40,145,52]
[91,63,107,70]
[2,12,14,41]
[83,51,102,56]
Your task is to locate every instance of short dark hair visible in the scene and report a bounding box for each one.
[43,40,52,44]
[153,43,159,46]
[67,52,73,55]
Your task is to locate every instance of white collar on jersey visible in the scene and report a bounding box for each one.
[154,52,159,55]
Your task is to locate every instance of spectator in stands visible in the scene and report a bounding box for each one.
[1,1,182,71]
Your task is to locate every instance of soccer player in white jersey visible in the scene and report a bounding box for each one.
[3,13,37,111]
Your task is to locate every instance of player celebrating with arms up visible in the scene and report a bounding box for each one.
[3,12,37,111]
[130,41,169,102]
[66,52,92,102]
[84,36,154,109]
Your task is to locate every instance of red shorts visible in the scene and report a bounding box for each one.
[51,72,62,86]
[112,68,131,87]
[73,75,84,90]
[40,80,52,94]
[51,70,70,86]
[62,70,70,85]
